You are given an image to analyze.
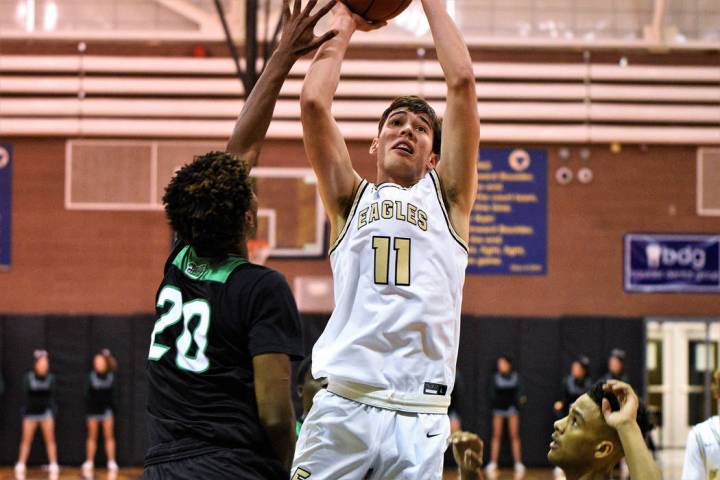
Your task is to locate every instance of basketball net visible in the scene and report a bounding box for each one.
[247,239,271,265]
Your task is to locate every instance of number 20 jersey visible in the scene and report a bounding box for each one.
[312,170,468,414]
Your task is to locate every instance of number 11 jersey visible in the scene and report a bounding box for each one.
[312,170,468,414]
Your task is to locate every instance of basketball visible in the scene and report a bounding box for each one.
[342,0,413,22]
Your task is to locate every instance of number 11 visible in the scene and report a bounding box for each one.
[373,236,411,286]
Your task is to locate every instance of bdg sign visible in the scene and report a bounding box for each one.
[624,234,720,293]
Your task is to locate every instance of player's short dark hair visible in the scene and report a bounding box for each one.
[587,381,651,437]
[378,96,442,155]
[163,151,253,258]
[296,357,312,386]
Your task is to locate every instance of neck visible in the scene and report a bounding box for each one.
[234,242,249,260]
[376,168,428,188]
[564,466,612,480]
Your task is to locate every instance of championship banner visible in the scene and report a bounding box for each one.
[624,233,720,293]
[467,148,547,275]
[0,144,11,270]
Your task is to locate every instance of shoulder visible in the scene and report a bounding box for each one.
[228,265,290,295]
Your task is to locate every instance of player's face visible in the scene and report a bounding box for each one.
[548,394,615,471]
[571,361,585,379]
[373,109,436,182]
[608,357,623,374]
[35,357,49,376]
[94,354,108,373]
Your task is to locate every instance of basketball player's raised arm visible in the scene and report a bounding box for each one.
[226,0,338,167]
[422,0,479,238]
[300,4,383,238]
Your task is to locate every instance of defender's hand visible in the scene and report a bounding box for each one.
[332,2,387,32]
[451,431,484,474]
[278,0,339,59]
[602,380,639,431]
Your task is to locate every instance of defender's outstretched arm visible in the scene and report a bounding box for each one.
[421,0,479,241]
[300,4,383,242]
[226,0,338,166]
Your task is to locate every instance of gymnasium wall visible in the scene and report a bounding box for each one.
[0,314,645,467]
[0,137,716,317]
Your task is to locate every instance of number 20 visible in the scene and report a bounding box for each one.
[373,236,411,286]
[148,286,211,373]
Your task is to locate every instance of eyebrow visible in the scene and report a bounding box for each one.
[388,111,432,128]
[570,406,585,424]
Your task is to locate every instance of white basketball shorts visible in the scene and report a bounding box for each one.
[291,390,450,480]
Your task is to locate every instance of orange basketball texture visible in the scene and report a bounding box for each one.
[342,0,413,22]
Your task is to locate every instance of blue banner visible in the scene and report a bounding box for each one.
[467,148,547,275]
[0,144,11,270]
[624,234,720,293]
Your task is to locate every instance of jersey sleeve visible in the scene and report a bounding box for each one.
[247,270,303,359]
[681,427,706,480]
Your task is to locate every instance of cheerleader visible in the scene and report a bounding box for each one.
[486,355,527,476]
[81,349,119,476]
[15,350,59,477]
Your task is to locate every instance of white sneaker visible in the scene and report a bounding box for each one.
[108,460,119,472]
[485,462,498,473]
[81,460,94,477]
[48,463,60,474]
[14,462,26,478]
[514,462,526,473]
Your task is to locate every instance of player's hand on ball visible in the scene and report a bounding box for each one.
[450,431,484,475]
[278,0,339,58]
[332,2,387,32]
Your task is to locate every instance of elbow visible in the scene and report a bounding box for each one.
[448,70,476,93]
[300,89,329,115]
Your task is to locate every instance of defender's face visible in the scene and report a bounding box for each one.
[548,394,609,470]
[374,109,436,181]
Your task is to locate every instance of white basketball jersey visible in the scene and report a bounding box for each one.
[312,170,468,414]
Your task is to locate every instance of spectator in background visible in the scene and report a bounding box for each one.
[486,355,527,476]
[15,350,59,478]
[555,356,593,417]
[682,369,720,480]
[603,349,629,384]
[295,357,327,437]
[82,349,119,477]
[553,355,593,479]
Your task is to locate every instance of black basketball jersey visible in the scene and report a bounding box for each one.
[145,243,303,467]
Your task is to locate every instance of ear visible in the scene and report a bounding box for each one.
[297,384,304,398]
[594,440,615,460]
[369,138,379,155]
[426,153,438,170]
